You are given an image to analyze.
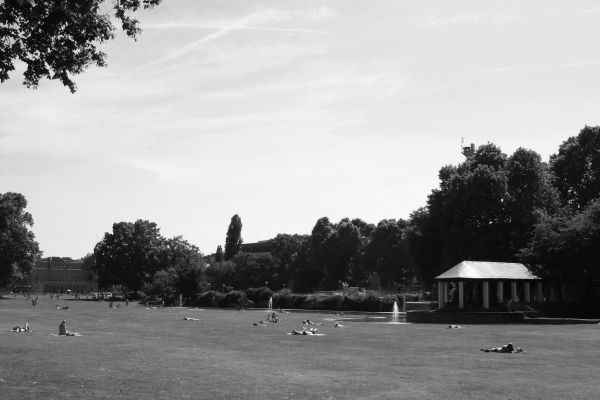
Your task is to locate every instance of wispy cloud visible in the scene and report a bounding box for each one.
[416,13,517,29]
[583,6,600,14]
[560,60,600,68]
[155,7,335,63]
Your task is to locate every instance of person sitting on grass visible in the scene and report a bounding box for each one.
[58,320,79,336]
[333,322,345,328]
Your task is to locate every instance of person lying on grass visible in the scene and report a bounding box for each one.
[447,325,462,329]
[58,320,80,336]
[11,323,32,333]
[183,317,199,321]
[480,343,525,353]
[290,327,321,335]
[333,322,345,328]
[56,305,69,310]
[302,319,322,326]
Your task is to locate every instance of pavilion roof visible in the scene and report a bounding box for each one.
[434,261,541,281]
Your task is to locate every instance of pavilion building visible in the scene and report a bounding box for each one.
[434,261,543,310]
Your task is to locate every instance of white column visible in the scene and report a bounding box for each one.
[497,281,504,304]
[458,281,464,309]
[438,283,445,309]
[524,282,531,303]
[482,281,489,309]
[511,281,518,301]
[536,282,543,303]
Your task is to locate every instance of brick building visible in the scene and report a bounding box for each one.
[30,257,98,294]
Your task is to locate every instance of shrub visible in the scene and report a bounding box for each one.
[245,286,273,307]
[195,290,217,307]
[216,290,245,308]
[273,289,293,308]
[321,294,344,310]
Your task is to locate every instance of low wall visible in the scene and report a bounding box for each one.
[406,310,524,324]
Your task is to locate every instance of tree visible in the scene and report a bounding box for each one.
[520,202,600,299]
[406,143,558,284]
[230,252,282,289]
[310,217,363,289]
[550,126,600,210]
[1,0,162,92]
[224,214,242,261]
[215,245,223,262]
[405,207,444,285]
[159,236,205,299]
[505,148,559,252]
[93,219,164,292]
[270,233,309,287]
[365,219,415,287]
[0,192,41,288]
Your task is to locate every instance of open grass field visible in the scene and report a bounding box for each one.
[1,296,599,400]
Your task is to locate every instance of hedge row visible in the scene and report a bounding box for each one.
[189,287,409,312]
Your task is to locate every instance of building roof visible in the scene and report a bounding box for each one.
[434,261,540,281]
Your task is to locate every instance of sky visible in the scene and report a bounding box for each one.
[1,0,600,258]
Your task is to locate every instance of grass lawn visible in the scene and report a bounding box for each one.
[1,296,599,400]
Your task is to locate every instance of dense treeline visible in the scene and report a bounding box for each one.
[2,127,598,303]
[76,126,600,301]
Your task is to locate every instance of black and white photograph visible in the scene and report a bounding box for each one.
[1,1,600,399]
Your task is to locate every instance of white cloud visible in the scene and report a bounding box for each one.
[583,6,600,14]
[154,7,335,63]
[416,13,517,29]
[560,61,600,68]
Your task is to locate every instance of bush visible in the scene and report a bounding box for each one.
[342,293,381,311]
[195,290,217,307]
[246,286,273,305]
[222,290,245,308]
[273,289,293,308]
[321,294,344,310]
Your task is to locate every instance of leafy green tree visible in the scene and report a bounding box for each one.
[224,214,242,261]
[505,148,560,252]
[204,260,236,290]
[310,217,362,289]
[230,252,282,289]
[365,219,415,286]
[93,219,165,292]
[0,192,41,288]
[550,126,600,210]
[1,0,162,92]
[406,143,558,284]
[405,207,444,285]
[160,236,205,299]
[520,202,600,299]
[270,233,309,286]
[215,245,223,262]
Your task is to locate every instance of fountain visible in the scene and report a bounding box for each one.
[267,296,273,311]
[391,301,399,323]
